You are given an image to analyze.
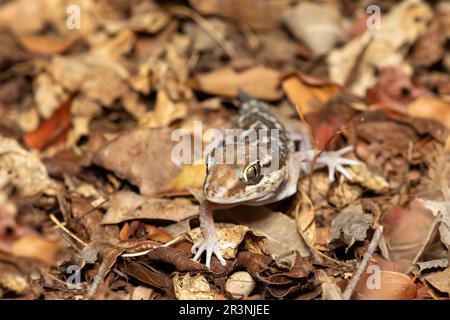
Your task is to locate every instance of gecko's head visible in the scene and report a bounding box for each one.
[203,142,287,204]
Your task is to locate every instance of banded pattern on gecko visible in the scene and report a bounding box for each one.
[192,93,359,268]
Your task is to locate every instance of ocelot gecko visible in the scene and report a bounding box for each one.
[192,93,359,269]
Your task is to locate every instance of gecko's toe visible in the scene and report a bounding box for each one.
[191,239,229,269]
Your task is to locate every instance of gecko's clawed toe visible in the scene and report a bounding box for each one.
[317,146,360,182]
[191,239,229,269]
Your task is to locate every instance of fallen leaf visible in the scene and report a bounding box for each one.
[354,271,417,300]
[124,260,174,295]
[16,34,78,55]
[189,0,290,30]
[24,98,72,150]
[283,2,346,56]
[0,263,29,295]
[93,128,179,196]
[423,267,450,295]
[328,0,433,95]
[101,191,198,224]
[366,67,430,113]
[222,206,310,262]
[146,247,206,272]
[11,235,62,265]
[163,163,206,195]
[190,65,283,101]
[407,97,450,129]
[236,251,273,279]
[331,202,374,248]
[173,273,225,300]
[282,74,344,114]
[0,135,54,197]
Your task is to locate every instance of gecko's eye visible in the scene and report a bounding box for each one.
[241,161,262,184]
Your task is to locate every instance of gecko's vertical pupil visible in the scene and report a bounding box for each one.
[242,161,262,184]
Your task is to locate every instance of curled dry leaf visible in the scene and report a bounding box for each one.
[24,98,72,150]
[16,34,78,55]
[188,224,267,260]
[236,251,273,278]
[101,191,198,224]
[146,247,206,272]
[331,202,374,248]
[173,273,226,300]
[0,135,54,197]
[190,65,283,101]
[225,271,256,299]
[124,261,174,295]
[93,128,179,196]
[353,271,417,300]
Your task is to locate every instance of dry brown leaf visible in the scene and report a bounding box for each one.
[0,0,45,35]
[0,135,54,197]
[146,247,206,272]
[294,190,318,250]
[102,191,198,224]
[282,75,344,114]
[423,267,450,295]
[189,0,290,30]
[222,206,310,261]
[173,273,226,300]
[10,235,62,265]
[407,97,450,129]
[354,271,417,300]
[16,34,78,55]
[163,163,206,195]
[331,203,373,248]
[328,0,433,95]
[0,263,29,295]
[382,203,434,261]
[283,2,345,56]
[140,89,189,128]
[93,128,179,196]
[190,65,283,101]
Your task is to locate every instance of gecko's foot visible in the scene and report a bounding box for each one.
[317,145,360,182]
[192,238,231,269]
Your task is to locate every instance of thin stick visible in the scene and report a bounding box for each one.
[169,6,237,58]
[342,225,384,300]
[50,214,87,247]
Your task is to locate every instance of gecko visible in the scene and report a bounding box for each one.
[192,92,360,269]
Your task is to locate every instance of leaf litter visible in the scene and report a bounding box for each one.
[0,0,449,301]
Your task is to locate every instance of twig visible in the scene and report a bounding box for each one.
[342,225,384,300]
[50,213,87,247]
[407,213,441,273]
[169,6,237,58]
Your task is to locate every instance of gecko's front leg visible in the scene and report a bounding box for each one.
[192,201,228,269]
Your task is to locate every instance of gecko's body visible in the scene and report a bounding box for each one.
[192,95,359,268]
